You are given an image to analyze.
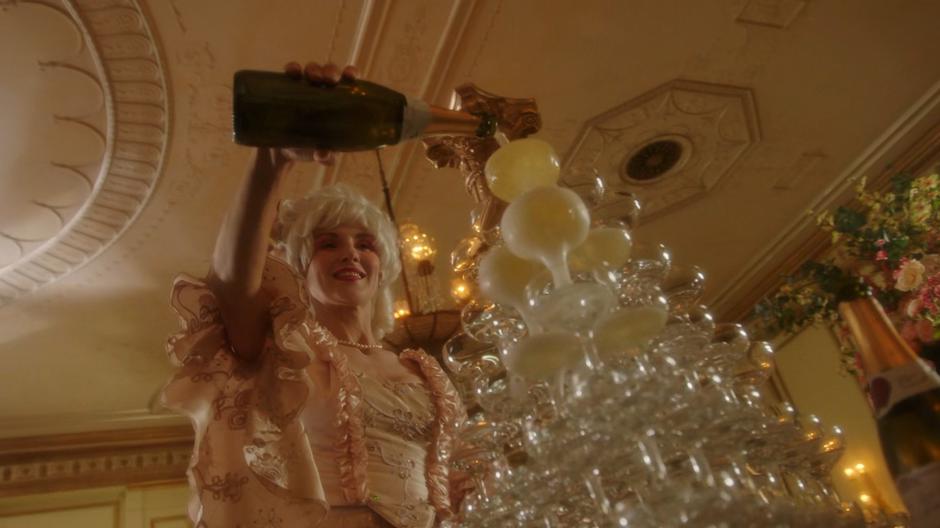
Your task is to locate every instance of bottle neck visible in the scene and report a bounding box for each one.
[837,296,919,376]
[401,96,493,140]
[424,105,491,136]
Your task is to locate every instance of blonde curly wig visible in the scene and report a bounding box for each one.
[276,184,400,338]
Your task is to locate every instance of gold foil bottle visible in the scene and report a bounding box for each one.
[838,295,940,527]
[232,70,494,150]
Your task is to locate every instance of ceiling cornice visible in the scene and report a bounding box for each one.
[717,81,940,322]
[0,424,191,497]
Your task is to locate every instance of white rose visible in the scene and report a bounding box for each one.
[906,296,923,318]
[895,259,926,292]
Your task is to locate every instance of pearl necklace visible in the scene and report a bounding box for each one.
[335,338,385,350]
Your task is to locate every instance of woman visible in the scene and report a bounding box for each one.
[161,62,468,528]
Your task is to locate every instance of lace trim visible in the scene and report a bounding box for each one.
[328,348,370,504]
[400,349,467,520]
[263,270,371,505]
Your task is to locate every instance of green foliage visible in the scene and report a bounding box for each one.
[755,170,940,371]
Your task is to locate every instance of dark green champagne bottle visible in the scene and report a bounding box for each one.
[232,70,494,150]
[839,296,940,527]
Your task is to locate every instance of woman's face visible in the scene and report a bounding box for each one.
[306,223,382,309]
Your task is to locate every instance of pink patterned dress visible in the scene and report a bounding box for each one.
[161,256,468,527]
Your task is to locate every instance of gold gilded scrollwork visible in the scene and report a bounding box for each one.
[422,83,541,236]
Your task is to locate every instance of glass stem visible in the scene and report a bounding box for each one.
[518,306,542,334]
[552,369,569,418]
[582,332,603,372]
[544,252,572,289]
[584,470,611,515]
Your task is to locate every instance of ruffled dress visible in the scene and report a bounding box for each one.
[161,256,468,527]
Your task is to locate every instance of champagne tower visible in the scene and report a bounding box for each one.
[417,86,871,526]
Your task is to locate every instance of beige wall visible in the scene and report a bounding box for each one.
[775,325,905,513]
[0,483,189,528]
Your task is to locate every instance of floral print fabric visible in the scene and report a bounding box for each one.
[161,256,467,527]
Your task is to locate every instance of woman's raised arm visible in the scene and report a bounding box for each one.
[206,146,291,361]
[205,61,355,361]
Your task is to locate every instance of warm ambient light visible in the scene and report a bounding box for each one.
[451,278,472,302]
[843,462,866,478]
[393,299,411,320]
[858,493,872,504]
[399,223,437,262]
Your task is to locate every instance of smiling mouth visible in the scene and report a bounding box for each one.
[333,269,366,281]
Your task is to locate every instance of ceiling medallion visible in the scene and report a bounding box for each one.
[0,0,169,304]
[563,79,760,220]
[622,137,688,183]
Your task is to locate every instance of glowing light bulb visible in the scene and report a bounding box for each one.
[393,299,411,319]
[854,463,866,474]
[399,224,437,262]
[399,223,421,240]
[843,467,856,478]
[451,278,473,302]
[858,493,871,504]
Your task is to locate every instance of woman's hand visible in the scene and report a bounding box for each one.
[265,61,359,166]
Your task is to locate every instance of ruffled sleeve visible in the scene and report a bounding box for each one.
[161,256,329,527]
[400,349,470,521]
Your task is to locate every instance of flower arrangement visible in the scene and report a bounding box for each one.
[756,170,940,372]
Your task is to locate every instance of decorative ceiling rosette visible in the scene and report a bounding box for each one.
[563,80,760,222]
[0,0,168,303]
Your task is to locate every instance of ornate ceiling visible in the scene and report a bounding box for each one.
[1,0,939,453]
[0,0,168,302]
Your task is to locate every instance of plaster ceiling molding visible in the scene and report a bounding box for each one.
[0,0,168,304]
[771,149,827,190]
[384,0,493,217]
[173,41,237,178]
[0,425,191,496]
[322,0,486,213]
[562,80,761,223]
[717,83,940,321]
[736,0,807,29]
